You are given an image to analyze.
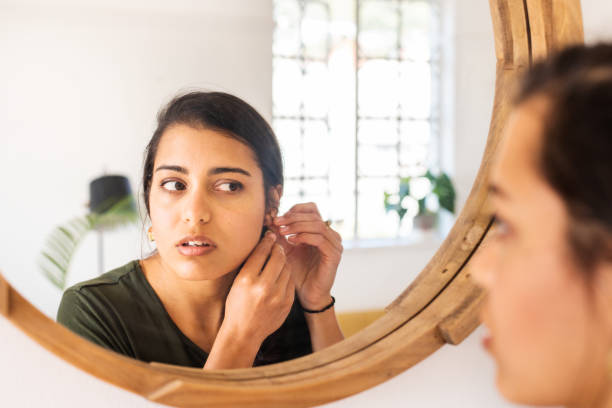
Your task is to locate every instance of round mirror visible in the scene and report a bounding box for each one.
[0,0,585,406]
[0,0,492,337]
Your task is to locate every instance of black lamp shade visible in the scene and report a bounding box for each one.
[89,175,134,214]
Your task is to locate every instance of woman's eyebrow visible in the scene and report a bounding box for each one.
[208,167,251,177]
[489,183,510,200]
[155,165,188,174]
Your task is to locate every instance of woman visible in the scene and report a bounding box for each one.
[58,92,344,369]
[472,44,612,407]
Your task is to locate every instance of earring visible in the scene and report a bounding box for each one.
[148,227,154,242]
[264,207,278,227]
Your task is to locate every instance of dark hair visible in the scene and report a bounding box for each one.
[516,43,612,271]
[142,91,283,216]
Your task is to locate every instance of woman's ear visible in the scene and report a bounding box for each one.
[264,185,283,227]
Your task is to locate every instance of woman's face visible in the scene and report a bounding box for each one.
[472,97,612,406]
[148,123,268,281]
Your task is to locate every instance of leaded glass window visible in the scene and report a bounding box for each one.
[273,0,441,240]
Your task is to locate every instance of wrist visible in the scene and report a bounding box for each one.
[218,322,264,351]
[205,324,262,369]
[299,294,335,313]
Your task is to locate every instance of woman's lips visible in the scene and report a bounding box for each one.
[176,244,216,256]
[481,324,494,351]
[482,334,493,351]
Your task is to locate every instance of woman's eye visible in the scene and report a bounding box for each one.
[492,215,511,237]
[216,181,243,192]
[161,180,186,191]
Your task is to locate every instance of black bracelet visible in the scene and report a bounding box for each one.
[301,296,335,314]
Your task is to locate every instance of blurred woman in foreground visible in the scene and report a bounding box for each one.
[473,44,612,407]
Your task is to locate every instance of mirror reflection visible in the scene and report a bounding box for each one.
[57,92,344,367]
[0,0,494,367]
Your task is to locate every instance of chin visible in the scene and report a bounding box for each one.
[496,367,561,407]
[171,255,242,281]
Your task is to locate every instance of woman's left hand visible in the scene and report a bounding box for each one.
[272,203,343,310]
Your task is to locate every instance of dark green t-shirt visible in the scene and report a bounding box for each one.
[57,260,312,367]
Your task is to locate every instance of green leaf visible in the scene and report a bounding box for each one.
[397,208,407,221]
[434,172,456,214]
[399,178,411,198]
[418,198,427,215]
[39,194,138,290]
[57,226,78,244]
[40,265,65,290]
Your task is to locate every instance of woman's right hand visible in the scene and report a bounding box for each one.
[204,231,295,369]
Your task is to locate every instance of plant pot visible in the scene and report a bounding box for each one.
[413,213,437,230]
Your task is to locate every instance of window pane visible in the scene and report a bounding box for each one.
[303,62,330,118]
[400,119,431,145]
[400,1,432,61]
[399,61,431,118]
[399,120,431,175]
[358,60,399,117]
[357,177,401,238]
[359,0,398,59]
[273,0,301,57]
[273,58,302,116]
[303,2,330,59]
[358,119,398,146]
[275,119,302,178]
[359,145,398,177]
[303,178,329,196]
[282,180,302,197]
[303,120,330,176]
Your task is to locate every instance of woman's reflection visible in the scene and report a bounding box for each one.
[57,92,344,368]
[472,44,612,407]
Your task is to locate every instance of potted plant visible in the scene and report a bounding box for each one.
[383,170,456,234]
[39,175,138,290]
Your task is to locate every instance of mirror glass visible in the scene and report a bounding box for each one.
[0,0,494,366]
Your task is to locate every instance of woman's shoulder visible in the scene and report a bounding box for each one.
[57,260,149,326]
[56,260,150,356]
[63,260,142,295]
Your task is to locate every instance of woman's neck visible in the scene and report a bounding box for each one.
[571,370,612,408]
[139,254,236,352]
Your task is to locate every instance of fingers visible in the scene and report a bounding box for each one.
[274,211,342,252]
[284,202,321,216]
[240,231,277,277]
[288,232,342,262]
[277,263,295,311]
[260,243,286,283]
[277,262,295,294]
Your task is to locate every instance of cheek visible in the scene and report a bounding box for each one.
[491,248,591,403]
[148,193,178,233]
[215,193,267,248]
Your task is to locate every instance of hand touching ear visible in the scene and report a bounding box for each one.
[263,185,282,231]
[204,231,295,369]
[272,203,342,311]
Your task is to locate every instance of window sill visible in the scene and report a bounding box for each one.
[342,230,444,252]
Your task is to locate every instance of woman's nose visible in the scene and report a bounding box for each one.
[470,236,496,289]
[182,188,212,225]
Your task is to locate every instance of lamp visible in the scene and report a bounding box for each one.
[89,175,137,275]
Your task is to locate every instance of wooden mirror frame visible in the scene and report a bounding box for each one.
[0,1,585,406]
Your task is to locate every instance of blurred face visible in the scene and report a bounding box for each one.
[148,124,268,281]
[472,97,612,406]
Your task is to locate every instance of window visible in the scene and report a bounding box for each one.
[273,0,441,240]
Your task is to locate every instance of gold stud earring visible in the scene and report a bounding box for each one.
[148,227,154,242]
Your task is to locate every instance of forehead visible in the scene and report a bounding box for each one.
[491,97,550,197]
[155,124,261,174]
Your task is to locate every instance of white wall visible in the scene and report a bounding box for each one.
[0,0,492,318]
[0,0,273,316]
[1,0,611,407]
